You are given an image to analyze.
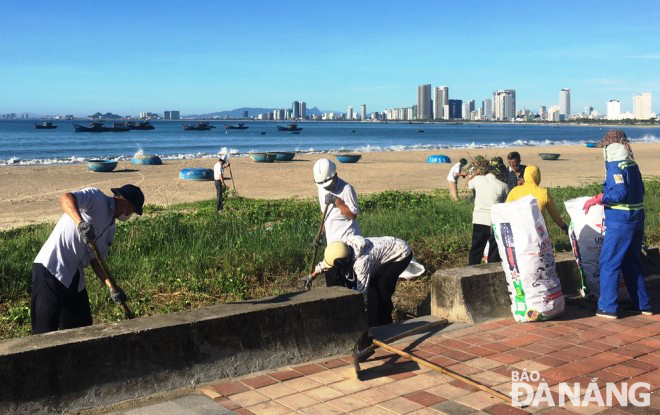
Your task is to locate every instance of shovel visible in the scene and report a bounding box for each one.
[303,203,330,289]
[352,322,513,406]
[88,240,134,319]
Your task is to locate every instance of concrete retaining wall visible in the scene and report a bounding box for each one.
[0,287,368,414]
[431,248,660,323]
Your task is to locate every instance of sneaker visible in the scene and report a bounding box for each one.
[623,306,655,316]
[596,309,618,319]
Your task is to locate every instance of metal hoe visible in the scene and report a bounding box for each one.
[87,240,134,319]
[352,320,513,406]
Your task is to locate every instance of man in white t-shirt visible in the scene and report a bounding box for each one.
[466,167,507,265]
[446,158,467,201]
[213,155,229,211]
[31,185,144,334]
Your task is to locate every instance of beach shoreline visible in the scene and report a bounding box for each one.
[2,142,659,231]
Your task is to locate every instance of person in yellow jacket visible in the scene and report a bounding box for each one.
[506,165,569,233]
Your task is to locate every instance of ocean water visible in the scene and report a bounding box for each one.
[1,120,659,166]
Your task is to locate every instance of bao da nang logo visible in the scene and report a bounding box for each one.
[510,370,650,407]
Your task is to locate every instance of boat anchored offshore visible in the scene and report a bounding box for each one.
[276,123,302,132]
[35,121,57,129]
[183,122,215,131]
[124,121,155,130]
[224,123,248,130]
[73,122,110,132]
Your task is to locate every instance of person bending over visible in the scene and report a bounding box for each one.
[310,236,412,327]
[31,185,144,334]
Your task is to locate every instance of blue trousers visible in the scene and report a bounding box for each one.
[598,224,652,313]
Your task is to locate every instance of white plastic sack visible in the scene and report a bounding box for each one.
[491,196,564,322]
[399,258,425,280]
[564,197,629,301]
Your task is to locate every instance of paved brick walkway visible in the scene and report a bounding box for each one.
[199,301,660,415]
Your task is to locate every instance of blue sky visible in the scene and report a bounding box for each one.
[1,0,659,116]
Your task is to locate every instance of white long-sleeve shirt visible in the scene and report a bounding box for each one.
[316,235,411,293]
[317,178,361,243]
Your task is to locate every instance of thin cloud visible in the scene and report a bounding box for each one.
[627,53,660,59]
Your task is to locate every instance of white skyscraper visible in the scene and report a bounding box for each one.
[607,100,621,120]
[433,86,448,119]
[539,106,547,119]
[299,101,306,120]
[483,99,493,118]
[417,84,432,120]
[360,104,366,120]
[493,90,516,120]
[347,106,353,120]
[560,88,571,116]
[633,92,653,120]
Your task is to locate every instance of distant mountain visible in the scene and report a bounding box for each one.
[185,106,326,119]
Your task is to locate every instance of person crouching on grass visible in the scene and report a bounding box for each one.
[309,236,412,327]
[31,185,144,334]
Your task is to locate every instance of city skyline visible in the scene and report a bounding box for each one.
[1,1,659,115]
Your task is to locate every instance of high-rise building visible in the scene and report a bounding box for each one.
[299,101,306,119]
[468,100,475,114]
[242,110,248,119]
[633,92,653,119]
[448,99,462,119]
[493,90,516,120]
[607,100,621,120]
[361,104,366,120]
[462,102,470,120]
[560,88,571,116]
[443,104,450,120]
[483,99,493,118]
[164,110,180,120]
[417,84,432,120]
[347,106,353,120]
[539,106,547,119]
[292,101,300,119]
[584,106,593,116]
[433,86,448,119]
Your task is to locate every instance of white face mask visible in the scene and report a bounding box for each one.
[116,201,133,221]
[117,212,133,222]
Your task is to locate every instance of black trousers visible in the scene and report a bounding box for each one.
[367,253,413,327]
[468,223,501,265]
[214,180,224,211]
[31,263,92,334]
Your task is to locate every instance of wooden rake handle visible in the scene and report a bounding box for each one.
[88,240,134,319]
[373,339,513,406]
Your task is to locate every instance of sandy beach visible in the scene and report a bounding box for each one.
[1,143,659,231]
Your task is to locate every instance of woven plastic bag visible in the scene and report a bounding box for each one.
[491,196,564,322]
[564,197,629,301]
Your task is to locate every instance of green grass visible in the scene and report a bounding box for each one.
[2,181,659,339]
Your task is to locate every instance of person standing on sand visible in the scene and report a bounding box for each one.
[506,151,526,192]
[213,155,229,212]
[583,129,653,319]
[466,161,508,265]
[312,158,361,287]
[447,158,467,201]
[31,185,144,334]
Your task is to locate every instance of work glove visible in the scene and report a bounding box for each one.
[324,193,337,206]
[301,275,314,290]
[110,286,127,304]
[77,221,96,244]
[582,193,603,214]
[560,224,569,235]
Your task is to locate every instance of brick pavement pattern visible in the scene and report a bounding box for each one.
[201,304,660,415]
